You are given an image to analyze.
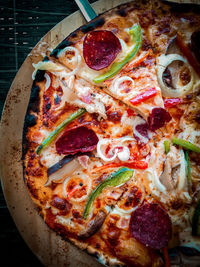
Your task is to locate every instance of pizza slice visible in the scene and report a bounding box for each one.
[47,1,169,121]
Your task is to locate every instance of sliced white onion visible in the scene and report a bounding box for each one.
[32,61,63,80]
[97,139,119,162]
[111,76,134,97]
[63,174,92,203]
[177,149,187,190]
[132,116,149,144]
[115,204,137,214]
[118,136,135,143]
[157,54,194,97]
[44,73,51,91]
[58,46,80,64]
[115,38,128,62]
[147,168,166,194]
[97,137,134,162]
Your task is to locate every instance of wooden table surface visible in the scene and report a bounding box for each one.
[0,1,96,266]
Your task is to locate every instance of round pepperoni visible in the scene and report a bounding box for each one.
[129,203,172,249]
[83,30,121,70]
[56,126,99,155]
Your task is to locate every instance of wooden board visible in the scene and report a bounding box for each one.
[0,1,131,266]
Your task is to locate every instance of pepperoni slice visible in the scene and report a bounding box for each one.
[130,203,172,249]
[56,126,99,155]
[148,107,172,131]
[83,30,121,70]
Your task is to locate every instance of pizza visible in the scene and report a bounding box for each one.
[23,1,200,266]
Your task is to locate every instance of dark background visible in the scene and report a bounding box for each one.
[0,0,96,266]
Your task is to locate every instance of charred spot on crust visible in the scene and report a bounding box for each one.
[71,32,77,38]
[25,113,37,127]
[28,84,40,113]
[116,7,127,17]
[81,18,105,33]
[50,39,73,58]
[26,179,38,199]
[34,70,45,82]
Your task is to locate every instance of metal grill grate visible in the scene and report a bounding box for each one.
[0,0,96,116]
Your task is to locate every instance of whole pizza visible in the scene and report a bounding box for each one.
[23,1,200,266]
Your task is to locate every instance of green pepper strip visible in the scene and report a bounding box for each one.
[83,167,134,220]
[164,140,170,154]
[184,151,191,182]
[36,108,86,154]
[192,200,200,236]
[93,24,142,84]
[172,137,200,153]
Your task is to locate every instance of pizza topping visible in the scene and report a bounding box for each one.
[94,24,142,83]
[185,151,191,183]
[44,73,51,91]
[36,108,86,154]
[97,137,134,162]
[164,98,184,108]
[130,87,157,105]
[83,30,121,71]
[83,167,134,219]
[90,161,148,173]
[78,210,107,239]
[47,154,80,177]
[159,148,187,191]
[77,155,89,169]
[58,46,81,66]
[63,174,92,203]
[58,79,107,119]
[157,54,194,97]
[164,140,170,154]
[132,116,149,144]
[117,147,130,162]
[129,203,172,249]
[148,107,172,131]
[125,49,152,71]
[50,196,72,213]
[56,126,98,155]
[45,157,81,186]
[172,137,200,153]
[110,76,134,97]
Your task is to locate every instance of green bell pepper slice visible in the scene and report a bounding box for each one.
[36,108,86,154]
[184,151,191,182]
[83,167,134,219]
[93,24,142,83]
[172,137,200,153]
[164,140,170,154]
[192,200,200,236]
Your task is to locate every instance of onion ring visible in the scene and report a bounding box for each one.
[157,54,194,97]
